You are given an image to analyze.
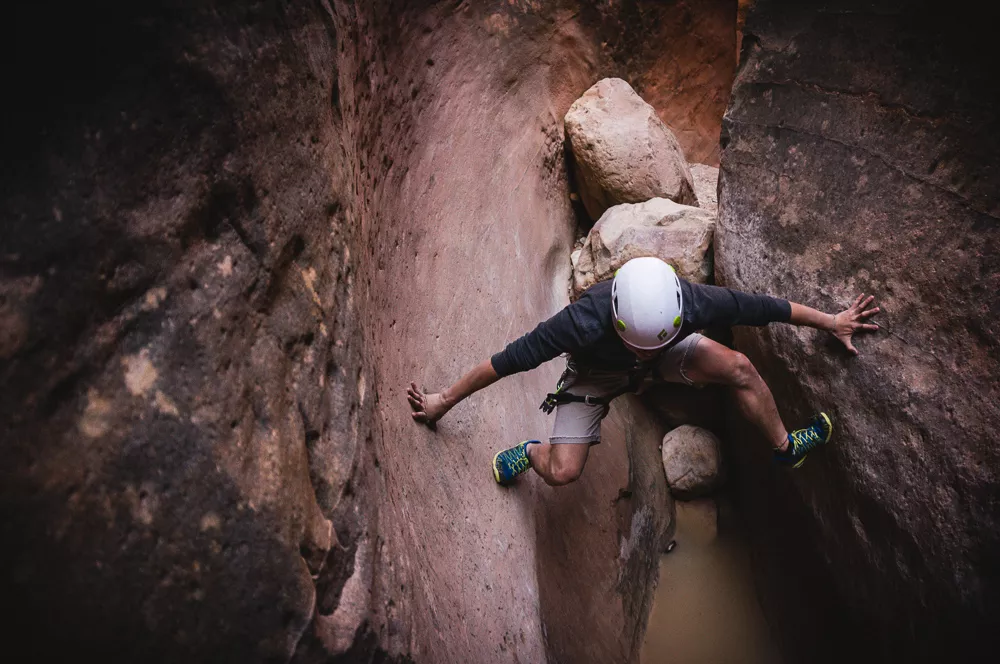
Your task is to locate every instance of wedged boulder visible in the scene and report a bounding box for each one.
[718,1,1000,659]
[660,425,722,499]
[565,78,697,221]
[571,197,715,297]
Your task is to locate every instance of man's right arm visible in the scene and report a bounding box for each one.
[408,297,600,426]
[490,301,598,378]
[407,359,499,425]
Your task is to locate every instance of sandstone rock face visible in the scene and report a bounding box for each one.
[718,1,1000,659]
[3,3,371,661]
[661,425,723,499]
[585,0,739,165]
[565,78,697,220]
[689,164,719,216]
[572,198,715,296]
[2,1,699,662]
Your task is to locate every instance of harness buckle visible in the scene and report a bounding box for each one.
[539,394,559,414]
[583,395,602,406]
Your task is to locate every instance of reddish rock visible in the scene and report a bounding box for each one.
[535,395,673,663]
[588,0,740,166]
[718,1,1000,660]
[1,1,731,662]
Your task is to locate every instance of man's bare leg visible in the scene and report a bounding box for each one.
[683,337,790,452]
[526,442,591,486]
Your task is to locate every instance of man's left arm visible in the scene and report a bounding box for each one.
[788,294,881,355]
[685,281,881,355]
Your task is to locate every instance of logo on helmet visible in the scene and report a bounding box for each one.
[657,328,668,341]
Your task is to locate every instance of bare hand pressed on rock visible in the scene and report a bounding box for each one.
[407,382,449,425]
[407,360,499,428]
[831,293,881,356]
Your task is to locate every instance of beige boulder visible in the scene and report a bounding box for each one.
[571,197,715,297]
[565,78,697,221]
[689,164,719,216]
[661,425,722,499]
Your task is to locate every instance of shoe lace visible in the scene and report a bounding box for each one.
[500,446,530,474]
[791,425,823,453]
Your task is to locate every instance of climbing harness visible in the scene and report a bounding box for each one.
[539,360,651,414]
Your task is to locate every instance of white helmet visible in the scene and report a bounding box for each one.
[611,257,683,350]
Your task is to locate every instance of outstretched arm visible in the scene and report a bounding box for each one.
[789,293,881,355]
[407,359,499,426]
[408,293,604,426]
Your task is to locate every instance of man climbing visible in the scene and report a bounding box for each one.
[407,257,880,486]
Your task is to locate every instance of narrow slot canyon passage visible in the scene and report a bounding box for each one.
[641,498,780,664]
[3,1,998,663]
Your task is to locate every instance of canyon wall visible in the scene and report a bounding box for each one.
[717,1,1000,660]
[3,1,709,661]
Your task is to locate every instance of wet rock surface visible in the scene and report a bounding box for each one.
[572,198,715,297]
[536,395,673,664]
[565,78,697,221]
[717,0,1000,660]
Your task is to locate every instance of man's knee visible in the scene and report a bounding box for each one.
[546,454,586,486]
[727,351,758,388]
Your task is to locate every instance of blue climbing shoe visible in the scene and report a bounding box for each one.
[493,440,538,485]
[776,412,833,468]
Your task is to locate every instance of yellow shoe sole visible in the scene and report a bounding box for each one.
[492,449,503,484]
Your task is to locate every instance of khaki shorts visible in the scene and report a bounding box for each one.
[550,333,705,444]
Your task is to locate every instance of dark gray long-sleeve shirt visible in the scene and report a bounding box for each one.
[490,279,791,377]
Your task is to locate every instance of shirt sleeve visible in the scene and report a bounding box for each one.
[684,281,792,329]
[490,299,604,378]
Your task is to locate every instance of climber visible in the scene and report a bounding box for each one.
[407,256,880,486]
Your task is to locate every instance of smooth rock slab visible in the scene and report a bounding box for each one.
[565,78,697,221]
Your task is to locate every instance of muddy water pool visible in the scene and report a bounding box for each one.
[640,497,781,664]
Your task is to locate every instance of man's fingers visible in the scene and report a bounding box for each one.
[863,295,876,308]
[411,411,426,422]
[407,394,421,409]
[862,323,879,331]
[860,307,880,317]
[853,293,865,309]
[837,333,859,355]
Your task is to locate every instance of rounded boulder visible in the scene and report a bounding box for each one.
[661,425,722,499]
[565,78,697,221]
